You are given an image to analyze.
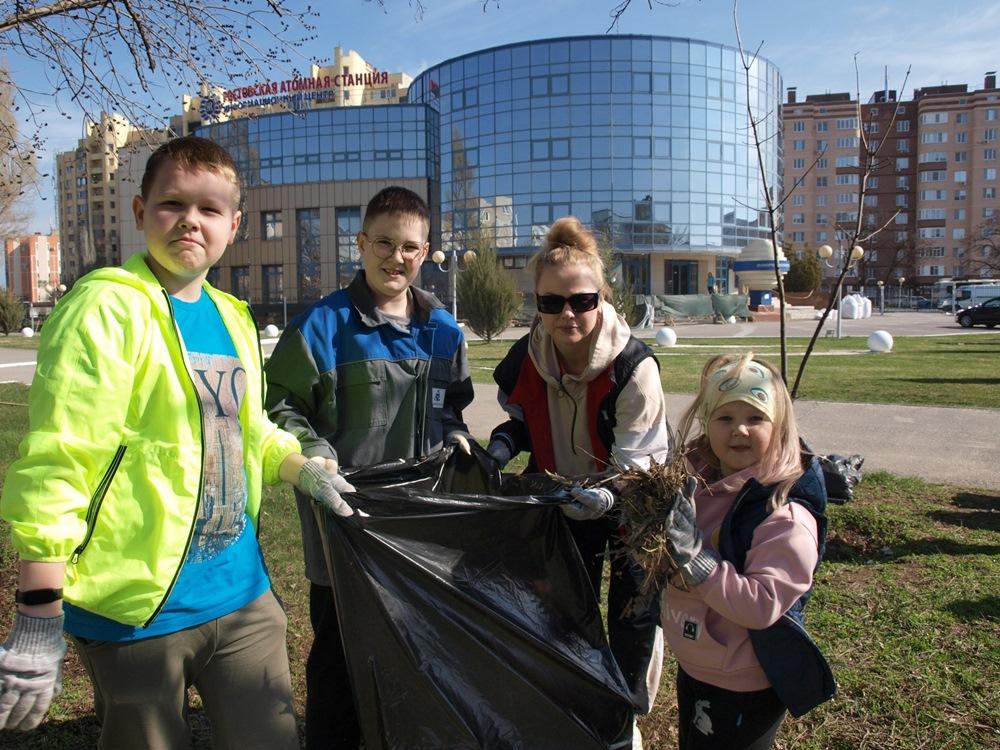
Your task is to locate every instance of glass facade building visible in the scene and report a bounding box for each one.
[195,104,439,187]
[410,35,782,294]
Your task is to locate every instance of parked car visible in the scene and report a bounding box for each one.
[911,295,933,309]
[956,296,1000,328]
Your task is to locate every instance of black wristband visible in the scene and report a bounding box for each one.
[15,588,64,605]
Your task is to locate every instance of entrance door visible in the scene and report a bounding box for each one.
[665,261,698,294]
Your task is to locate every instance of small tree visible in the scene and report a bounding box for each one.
[783,247,821,293]
[594,229,637,325]
[456,233,521,343]
[0,289,25,334]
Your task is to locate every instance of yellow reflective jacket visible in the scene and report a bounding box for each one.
[0,254,300,627]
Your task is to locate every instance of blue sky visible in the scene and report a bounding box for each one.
[16,0,1000,231]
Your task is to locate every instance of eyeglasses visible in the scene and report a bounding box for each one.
[535,292,601,315]
[362,232,426,260]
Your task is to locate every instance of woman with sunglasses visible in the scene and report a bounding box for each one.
[488,216,670,746]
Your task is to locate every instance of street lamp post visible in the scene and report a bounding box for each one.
[898,276,906,309]
[818,244,864,338]
[44,282,67,303]
[430,247,477,320]
[877,280,885,315]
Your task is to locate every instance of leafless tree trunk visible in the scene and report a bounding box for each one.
[0,64,38,237]
[789,58,910,399]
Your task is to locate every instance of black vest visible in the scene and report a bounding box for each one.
[717,457,837,717]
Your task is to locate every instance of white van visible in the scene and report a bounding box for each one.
[941,284,1000,311]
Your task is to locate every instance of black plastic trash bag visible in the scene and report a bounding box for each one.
[315,446,636,750]
[818,453,864,505]
[800,438,864,505]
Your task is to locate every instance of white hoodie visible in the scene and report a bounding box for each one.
[511,301,671,474]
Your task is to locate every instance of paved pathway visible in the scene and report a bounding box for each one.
[2,314,996,491]
[463,384,1000,492]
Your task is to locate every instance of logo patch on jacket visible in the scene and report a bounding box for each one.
[683,620,700,640]
[432,387,445,408]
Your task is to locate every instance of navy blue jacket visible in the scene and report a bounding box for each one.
[717,456,837,717]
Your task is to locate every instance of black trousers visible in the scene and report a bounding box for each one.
[305,583,359,750]
[568,515,662,713]
[676,667,786,750]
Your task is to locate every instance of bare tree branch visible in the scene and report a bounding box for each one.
[790,61,912,399]
[734,0,788,381]
[0,0,318,175]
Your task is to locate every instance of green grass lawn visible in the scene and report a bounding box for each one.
[467,333,1000,409]
[0,383,997,749]
[0,335,40,351]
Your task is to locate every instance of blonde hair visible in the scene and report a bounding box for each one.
[677,352,803,509]
[529,216,610,296]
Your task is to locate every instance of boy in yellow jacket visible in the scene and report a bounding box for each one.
[0,137,350,748]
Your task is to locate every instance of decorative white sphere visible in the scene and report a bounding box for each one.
[263,324,280,338]
[655,327,677,347]
[431,250,446,264]
[21,327,34,338]
[867,330,894,353]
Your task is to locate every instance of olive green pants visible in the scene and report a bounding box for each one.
[72,590,298,750]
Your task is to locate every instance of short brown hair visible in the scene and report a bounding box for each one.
[362,186,429,232]
[141,136,241,206]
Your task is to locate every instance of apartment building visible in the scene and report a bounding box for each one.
[57,48,411,287]
[782,72,1000,295]
[54,113,146,284]
[4,232,60,305]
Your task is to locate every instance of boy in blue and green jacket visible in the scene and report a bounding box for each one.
[264,186,474,749]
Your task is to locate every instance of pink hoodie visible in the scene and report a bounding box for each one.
[660,461,820,692]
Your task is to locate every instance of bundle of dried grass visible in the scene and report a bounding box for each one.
[612,455,695,608]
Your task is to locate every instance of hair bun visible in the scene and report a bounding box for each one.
[544,216,598,257]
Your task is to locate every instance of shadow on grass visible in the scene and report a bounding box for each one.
[950,492,1000,511]
[0,708,266,750]
[944,595,1000,623]
[825,536,1000,563]
[0,717,101,749]
[929,510,1000,532]
[893,377,1000,385]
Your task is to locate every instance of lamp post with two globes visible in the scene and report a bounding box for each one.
[818,243,864,338]
[430,248,477,320]
[45,282,67,304]
[877,280,885,315]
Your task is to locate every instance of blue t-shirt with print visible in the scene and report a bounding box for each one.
[64,291,270,640]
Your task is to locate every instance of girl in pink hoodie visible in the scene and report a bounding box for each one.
[659,353,834,749]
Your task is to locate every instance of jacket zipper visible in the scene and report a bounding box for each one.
[70,445,127,564]
[245,303,266,541]
[143,290,206,628]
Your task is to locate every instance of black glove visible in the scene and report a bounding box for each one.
[485,437,513,470]
[665,478,719,587]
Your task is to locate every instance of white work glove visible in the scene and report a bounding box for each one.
[298,457,356,517]
[445,432,474,456]
[0,613,67,730]
[561,486,615,521]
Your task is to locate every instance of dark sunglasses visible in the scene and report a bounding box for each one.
[535,292,601,315]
